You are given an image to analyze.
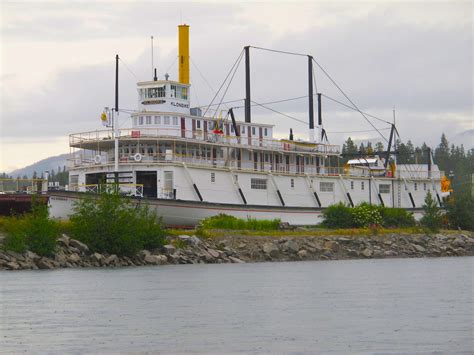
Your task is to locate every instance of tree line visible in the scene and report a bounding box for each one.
[1,165,69,187]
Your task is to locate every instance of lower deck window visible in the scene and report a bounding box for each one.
[320,182,334,192]
[251,178,267,190]
[379,184,390,194]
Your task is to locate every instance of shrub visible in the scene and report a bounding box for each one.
[321,203,353,228]
[380,208,416,228]
[69,188,165,256]
[198,214,280,231]
[420,191,443,232]
[445,193,474,231]
[352,203,382,228]
[2,202,59,256]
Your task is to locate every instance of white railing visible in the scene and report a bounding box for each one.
[73,184,144,197]
[69,128,341,155]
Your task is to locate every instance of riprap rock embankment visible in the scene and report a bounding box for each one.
[1,232,473,270]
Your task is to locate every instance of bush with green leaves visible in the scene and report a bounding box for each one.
[351,203,383,228]
[198,214,280,231]
[69,188,165,256]
[321,203,353,228]
[2,201,59,256]
[379,207,416,228]
[445,193,474,231]
[420,191,443,232]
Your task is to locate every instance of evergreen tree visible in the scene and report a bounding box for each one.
[420,191,442,232]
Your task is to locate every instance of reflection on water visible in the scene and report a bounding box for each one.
[0,257,473,353]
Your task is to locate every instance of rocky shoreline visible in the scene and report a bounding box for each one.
[0,232,473,270]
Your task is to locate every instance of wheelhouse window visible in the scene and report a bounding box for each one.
[146,116,151,124]
[139,116,144,125]
[154,116,161,124]
[251,178,267,190]
[164,116,170,125]
[172,117,178,125]
[264,128,268,136]
[252,127,256,135]
[379,184,390,194]
[320,182,334,192]
[241,126,246,134]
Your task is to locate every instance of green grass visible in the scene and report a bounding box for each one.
[198,214,280,231]
[169,225,441,239]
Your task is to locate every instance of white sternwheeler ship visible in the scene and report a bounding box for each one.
[49,24,447,226]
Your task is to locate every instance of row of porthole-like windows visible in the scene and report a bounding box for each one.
[134,116,179,126]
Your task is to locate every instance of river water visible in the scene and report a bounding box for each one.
[1,257,472,353]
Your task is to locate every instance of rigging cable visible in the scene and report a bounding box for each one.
[321,94,392,125]
[190,57,225,109]
[311,57,389,143]
[202,49,244,118]
[250,100,307,126]
[212,51,244,119]
[250,46,307,57]
[118,57,139,82]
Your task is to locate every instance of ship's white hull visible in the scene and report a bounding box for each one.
[48,192,323,226]
[48,192,424,227]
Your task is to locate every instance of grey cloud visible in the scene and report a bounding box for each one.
[1,2,471,150]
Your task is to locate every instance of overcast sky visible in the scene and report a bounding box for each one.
[1,0,472,172]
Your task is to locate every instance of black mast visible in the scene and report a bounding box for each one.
[308,56,314,138]
[115,54,119,112]
[244,46,251,123]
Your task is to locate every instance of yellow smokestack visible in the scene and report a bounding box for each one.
[178,24,189,85]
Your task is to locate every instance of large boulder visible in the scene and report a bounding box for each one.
[24,251,40,261]
[163,244,176,254]
[283,240,300,253]
[206,248,220,259]
[323,240,340,252]
[229,256,245,263]
[262,242,279,258]
[144,254,167,265]
[90,252,103,264]
[104,254,119,266]
[412,244,426,253]
[361,248,373,258]
[36,258,54,270]
[68,253,81,263]
[5,261,20,270]
[297,249,308,258]
[69,239,90,254]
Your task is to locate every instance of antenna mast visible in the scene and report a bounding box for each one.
[151,36,154,79]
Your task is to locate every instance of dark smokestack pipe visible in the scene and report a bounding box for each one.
[289,128,293,141]
[154,68,157,81]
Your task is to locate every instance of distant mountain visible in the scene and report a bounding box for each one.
[450,129,474,150]
[8,153,69,178]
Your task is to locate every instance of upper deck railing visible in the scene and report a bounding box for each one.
[67,151,443,180]
[69,128,341,155]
